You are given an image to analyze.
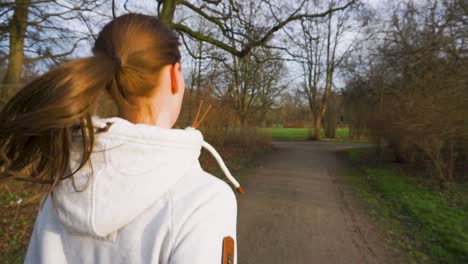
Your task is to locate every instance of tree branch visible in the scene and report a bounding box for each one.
[24,37,86,64]
[174,0,355,57]
[173,22,243,56]
[179,32,225,61]
[180,0,228,32]
[112,0,117,18]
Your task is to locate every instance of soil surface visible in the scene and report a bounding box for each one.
[236,141,403,264]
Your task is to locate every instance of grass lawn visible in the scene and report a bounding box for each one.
[343,148,468,263]
[257,127,350,141]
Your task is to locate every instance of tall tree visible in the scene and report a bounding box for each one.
[2,0,29,93]
[155,0,355,58]
[0,0,107,97]
[283,0,359,139]
[214,47,285,127]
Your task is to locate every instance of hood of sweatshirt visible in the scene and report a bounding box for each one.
[52,116,204,238]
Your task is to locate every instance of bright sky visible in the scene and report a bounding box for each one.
[29,0,397,91]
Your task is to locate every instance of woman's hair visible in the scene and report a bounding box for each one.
[0,13,181,193]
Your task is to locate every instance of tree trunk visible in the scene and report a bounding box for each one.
[312,69,333,140]
[240,116,248,130]
[311,114,321,140]
[325,123,336,138]
[159,0,179,27]
[2,0,30,98]
[324,94,338,138]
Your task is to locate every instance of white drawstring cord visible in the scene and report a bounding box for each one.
[201,141,245,194]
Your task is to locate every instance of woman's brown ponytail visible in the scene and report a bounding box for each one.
[0,55,116,192]
[0,13,181,194]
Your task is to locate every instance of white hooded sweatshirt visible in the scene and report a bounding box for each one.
[24,116,238,264]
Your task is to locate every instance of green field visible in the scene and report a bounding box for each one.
[344,148,468,263]
[257,127,350,141]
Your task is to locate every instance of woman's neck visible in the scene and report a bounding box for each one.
[118,103,173,128]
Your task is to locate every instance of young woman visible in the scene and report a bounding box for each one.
[0,13,241,264]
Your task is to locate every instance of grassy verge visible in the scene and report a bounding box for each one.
[257,127,351,141]
[343,148,468,263]
[0,182,39,264]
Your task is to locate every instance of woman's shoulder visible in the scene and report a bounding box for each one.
[168,162,237,208]
[167,163,238,263]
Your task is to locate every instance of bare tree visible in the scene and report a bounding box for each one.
[178,17,225,124]
[214,47,286,128]
[152,0,356,58]
[283,0,360,139]
[0,0,108,98]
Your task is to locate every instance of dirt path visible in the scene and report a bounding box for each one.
[237,141,402,264]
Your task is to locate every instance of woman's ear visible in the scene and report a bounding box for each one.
[170,63,179,95]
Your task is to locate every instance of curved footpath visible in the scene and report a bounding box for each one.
[236,141,403,264]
